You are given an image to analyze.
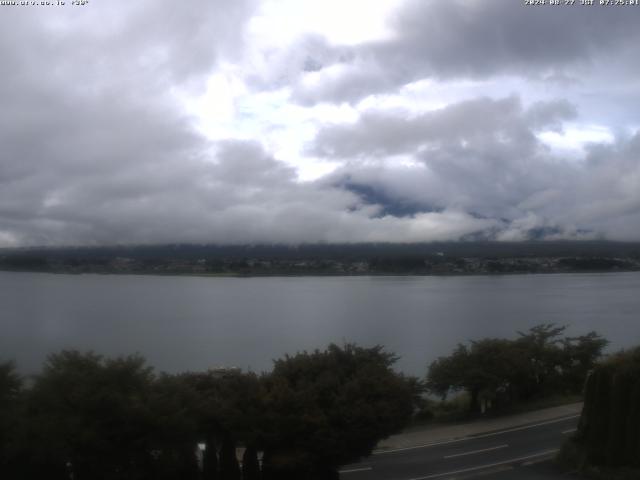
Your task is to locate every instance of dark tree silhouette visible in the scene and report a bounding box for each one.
[203,435,219,480]
[560,346,640,475]
[1,343,420,480]
[241,446,260,480]
[427,325,607,413]
[0,362,22,477]
[219,435,241,480]
[260,344,420,478]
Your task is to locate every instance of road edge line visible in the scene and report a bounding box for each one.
[374,414,579,455]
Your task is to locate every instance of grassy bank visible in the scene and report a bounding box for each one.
[411,393,583,427]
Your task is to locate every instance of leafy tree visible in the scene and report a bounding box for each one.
[466,339,527,412]
[426,339,527,412]
[202,434,219,480]
[0,361,22,476]
[426,344,469,401]
[149,374,202,479]
[23,351,158,479]
[219,434,241,480]
[515,324,568,398]
[0,361,21,403]
[571,347,640,470]
[1,343,423,479]
[260,344,420,478]
[241,446,260,480]
[561,331,608,392]
[180,369,264,448]
[174,368,265,480]
[427,325,607,413]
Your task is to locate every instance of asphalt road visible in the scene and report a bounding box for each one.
[339,415,580,480]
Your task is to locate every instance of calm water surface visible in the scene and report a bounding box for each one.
[1,271,639,376]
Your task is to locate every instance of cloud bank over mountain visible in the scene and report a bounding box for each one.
[0,0,639,246]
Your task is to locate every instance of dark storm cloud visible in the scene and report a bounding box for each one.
[286,1,640,104]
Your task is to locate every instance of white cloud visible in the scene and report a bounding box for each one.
[0,0,639,246]
[249,0,402,47]
[538,125,615,158]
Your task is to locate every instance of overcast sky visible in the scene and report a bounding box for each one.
[1,0,639,247]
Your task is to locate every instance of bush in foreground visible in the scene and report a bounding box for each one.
[260,344,420,478]
[0,344,420,480]
[559,346,640,479]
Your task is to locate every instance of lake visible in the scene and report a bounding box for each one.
[1,271,639,376]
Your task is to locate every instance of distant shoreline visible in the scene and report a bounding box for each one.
[2,241,639,278]
[1,265,639,278]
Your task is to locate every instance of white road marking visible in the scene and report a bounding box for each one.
[562,428,577,435]
[443,444,508,459]
[407,449,559,480]
[338,466,373,474]
[374,414,579,455]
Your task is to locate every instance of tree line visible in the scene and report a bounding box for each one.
[0,344,419,480]
[426,324,608,413]
[1,325,608,479]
